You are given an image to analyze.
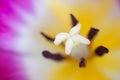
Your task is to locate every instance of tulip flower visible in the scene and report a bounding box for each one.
[0,0,120,80]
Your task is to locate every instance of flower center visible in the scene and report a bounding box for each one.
[52,22,91,68]
[41,14,109,68]
[53,23,90,60]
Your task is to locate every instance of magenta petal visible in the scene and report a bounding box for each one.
[12,0,34,12]
[0,49,28,80]
[0,21,16,49]
[0,0,34,15]
[0,0,34,23]
[0,0,34,49]
[0,0,35,80]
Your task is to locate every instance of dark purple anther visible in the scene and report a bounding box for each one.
[95,46,109,56]
[70,14,78,27]
[41,32,54,42]
[42,50,53,58]
[42,50,65,61]
[79,58,86,67]
[52,54,64,61]
[88,28,99,40]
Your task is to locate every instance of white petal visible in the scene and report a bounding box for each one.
[69,23,81,35]
[72,34,90,45]
[54,32,69,45]
[65,39,73,55]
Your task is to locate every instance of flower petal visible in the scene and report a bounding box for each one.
[92,49,120,80]
[50,59,109,80]
[0,49,28,80]
[72,34,90,45]
[65,39,73,55]
[54,32,69,45]
[69,23,81,36]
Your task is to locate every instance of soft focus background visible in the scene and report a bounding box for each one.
[0,0,120,80]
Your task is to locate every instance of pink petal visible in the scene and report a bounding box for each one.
[0,0,35,80]
[0,48,28,80]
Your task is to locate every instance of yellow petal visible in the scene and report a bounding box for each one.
[92,49,120,79]
[45,0,116,34]
[93,49,120,71]
[50,59,109,80]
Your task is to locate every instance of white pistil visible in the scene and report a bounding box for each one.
[54,23,90,55]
